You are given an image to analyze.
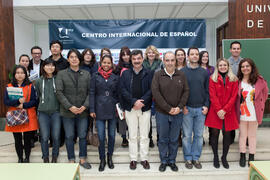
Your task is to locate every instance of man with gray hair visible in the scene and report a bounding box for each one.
[152,51,189,172]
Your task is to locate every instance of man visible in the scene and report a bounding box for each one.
[56,48,91,169]
[152,52,189,172]
[120,50,153,170]
[181,47,209,169]
[29,46,44,78]
[228,41,243,75]
[46,40,69,70]
[46,40,69,147]
[228,41,243,144]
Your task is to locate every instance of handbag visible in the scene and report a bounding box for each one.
[6,109,29,126]
[87,119,99,147]
[5,85,30,127]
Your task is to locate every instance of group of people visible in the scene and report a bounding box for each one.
[4,40,268,172]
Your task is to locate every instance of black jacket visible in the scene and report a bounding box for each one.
[120,67,153,112]
[89,72,119,120]
[46,55,69,71]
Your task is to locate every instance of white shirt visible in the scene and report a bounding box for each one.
[240,81,256,121]
[30,62,41,78]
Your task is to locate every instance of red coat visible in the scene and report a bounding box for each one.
[236,76,268,125]
[205,75,239,131]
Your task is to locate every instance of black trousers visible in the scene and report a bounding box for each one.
[13,131,34,159]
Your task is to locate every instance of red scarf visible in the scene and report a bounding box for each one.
[98,66,113,80]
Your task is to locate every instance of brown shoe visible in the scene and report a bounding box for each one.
[141,160,150,169]
[130,161,137,170]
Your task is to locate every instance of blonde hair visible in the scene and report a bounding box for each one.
[144,45,160,60]
[211,58,238,82]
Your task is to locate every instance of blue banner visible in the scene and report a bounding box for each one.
[49,19,206,49]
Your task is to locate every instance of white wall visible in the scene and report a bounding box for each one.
[216,9,228,28]
[34,23,50,59]
[14,13,35,63]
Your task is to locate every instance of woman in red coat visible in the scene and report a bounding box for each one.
[205,58,238,169]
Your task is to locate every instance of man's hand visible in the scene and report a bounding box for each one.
[77,106,86,114]
[90,112,96,119]
[69,106,79,114]
[202,106,208,115]
[133,99,145,110]
[183,106,188,115]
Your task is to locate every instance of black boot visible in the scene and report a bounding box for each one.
[43,157,49,163]
[239,153,246,167]
[99,158,106,172]
[18,158,23,163]
[107,154,114,169]
[248,154,254,166]
[221,156,229,169]
[213,155,220,168]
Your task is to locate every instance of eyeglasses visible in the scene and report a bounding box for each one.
[32,53,41,55]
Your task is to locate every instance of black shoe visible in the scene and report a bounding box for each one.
[168,163,178,172]
[239,153,246,167]
[23,158,30,163]
[121,138,128,148]
[107,155,114,169]
[80,161,92,169]
[51,157,57,163]
[149,138,154,148]
[248,154,254,166]
[221,156,229,169]
[18,158,23,163]
[213,156,220,168]
[43,157,49,163]
[159,163,167,172]
[99,159,106,172]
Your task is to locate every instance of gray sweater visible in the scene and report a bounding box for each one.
[181,66,209,108]
[56,68,90,118]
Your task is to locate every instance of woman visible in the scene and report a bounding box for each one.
[19,54,31,74]
[175,48,186,70]
[100,47,112,58]
[90,55,119,171]
[143,45,162,148]
[199,51,215,76]
[115,47,131,147]
[35,59,61,163]
[237,58,268,167]
[81,48,98,75]
[4,65,38,163]
[205,58,238,169]
[56,48,91,169]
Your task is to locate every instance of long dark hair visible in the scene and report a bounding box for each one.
[198,51,210,68]
[11,65,31,86]
[81,48,96,67]
[175,48,186,67]
[100,48,111,58]
[237,58,259,85]
[41,59,58,78]
[117,46,131,69]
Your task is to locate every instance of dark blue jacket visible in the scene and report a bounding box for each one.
[80,62,99,76]
[89,72,119,120]
[120,67,153,112]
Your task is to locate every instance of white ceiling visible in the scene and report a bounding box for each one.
[14,2,228,23]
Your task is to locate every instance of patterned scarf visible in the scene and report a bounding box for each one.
[98,66,112,80]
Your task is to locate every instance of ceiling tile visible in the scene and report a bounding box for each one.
[197,5,227,18]
[87,6,113,20]
[176,5,205,18]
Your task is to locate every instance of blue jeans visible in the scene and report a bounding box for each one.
[96,118,117,160]
[182,106,206,161]
[62,116,88,161]
[156,111,183,164]
[38,111,61,159]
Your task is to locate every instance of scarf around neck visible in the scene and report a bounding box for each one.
[98,66,112,80]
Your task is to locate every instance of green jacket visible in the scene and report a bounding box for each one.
[142,58,162,71]
[56,68,90,118]
[35,76,60,114]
